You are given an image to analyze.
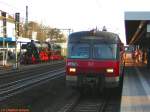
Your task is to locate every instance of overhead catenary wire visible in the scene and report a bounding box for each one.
[0,1,26,23]
[0,0,25,13]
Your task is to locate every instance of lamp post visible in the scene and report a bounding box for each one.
[15,13,20,69]
[1,11,7,66]
[25,5,28,38]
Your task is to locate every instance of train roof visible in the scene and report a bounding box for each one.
[68,30,121,44]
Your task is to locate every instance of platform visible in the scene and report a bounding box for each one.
[121,59,150,112]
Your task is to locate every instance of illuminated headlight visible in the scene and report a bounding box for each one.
[69,68,76,72]
[67,62,78,66]
[106,68,114,73]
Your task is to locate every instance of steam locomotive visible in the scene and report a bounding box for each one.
[20,40,63,64]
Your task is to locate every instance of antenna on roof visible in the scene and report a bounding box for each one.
[102,26,107,31]
[95,26,98,31]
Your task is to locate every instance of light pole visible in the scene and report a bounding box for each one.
[25,5,28,38]
[15,13,20,69]
[1,11,7,66]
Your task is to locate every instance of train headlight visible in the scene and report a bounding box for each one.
[69,68,76,72]
[106,68,114,73]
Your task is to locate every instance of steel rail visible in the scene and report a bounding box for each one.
[0,68,64,89]
[0,60,65,78]
[58,92,111,112]
[0,68,65,101]
[57,93,80,112]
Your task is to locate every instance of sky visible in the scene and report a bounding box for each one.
[0,0,150,44]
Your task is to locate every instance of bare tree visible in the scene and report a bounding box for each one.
[21,21,66,43]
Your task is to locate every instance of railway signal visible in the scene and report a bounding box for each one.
[15,13,20,36]
[1,11,7,38]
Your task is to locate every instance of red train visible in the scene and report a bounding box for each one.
[66,30,124,91]
[21,40,63,64]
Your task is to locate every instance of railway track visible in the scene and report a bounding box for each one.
[58,88,122,112]
[0,60,64,76]
[0,61,65,102]
[0,61,65,85]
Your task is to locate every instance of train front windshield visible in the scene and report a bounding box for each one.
[68,44,90,59]
[93,44,117,59]
[68,43,118,60]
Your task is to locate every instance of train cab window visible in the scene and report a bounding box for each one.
[68,44,90,59]
[93,44,117,59]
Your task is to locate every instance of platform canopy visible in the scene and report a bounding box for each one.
[0,37,16,48]
[0,37,15,42]
[125,11,150,48]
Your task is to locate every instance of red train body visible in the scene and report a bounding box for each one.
[66,30,124,91]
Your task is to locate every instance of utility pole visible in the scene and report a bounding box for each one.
[59,28,73,41]
[1,11,7,66]
[15,13,20,69]
[25,5,28,38]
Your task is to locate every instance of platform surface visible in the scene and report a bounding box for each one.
[121,59,150,112]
